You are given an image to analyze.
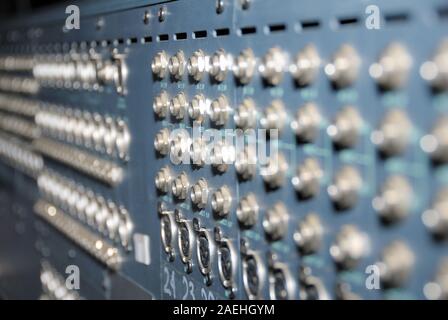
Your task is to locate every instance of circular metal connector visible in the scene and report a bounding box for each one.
[160,211,177,259]
[422,188,448,238]
[153,91,170,118]
[291,102,322,143]
[330,225,369,270]
[196,228,215,277]
[378,240,415,288]
[369,42,412,90]
[424,258,448,300]
[420,117,448,164]
[259,47,288,86]
[188,93,208,123]
[170,92,188,120]
[155,166,172,193]
[188,49,208,82]
[235,146,257,180]
[242,251,265,300]
[210,95,230,126]
[211,185,232,217]
[371,109,412,157]
[171,172,190,200]
[325,44,361,88]
[154,128,170,156]
[263,202,288,241]
[269,262,296,300]
[420,39,448,91]
[209,49,232,82]
[217,239,237,290]
[328,166,363,210]
[327,106,363,149]
[169,50,186,80]
[190,178,209,209]
[236,193,259,228]
[234,98,257,129]
[260,153,288,189]
[373,175,413,223]
[291,158,323,199]
[294,213,323,255]
[177,218,195,270]
[260,100,287,134]
[233,48,256,84]
[151,51,169,79]
[290,44,321,86]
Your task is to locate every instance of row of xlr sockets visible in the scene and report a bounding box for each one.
[156,155,447,294]
[159,202,318,300]
[160,197,448,299]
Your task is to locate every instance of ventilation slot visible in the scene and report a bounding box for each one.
[338,16,359,27]
[268,23,286,33]
[193,30,207,39]
[300,20,320,30]
[143,36,152,43]
[157,34,169,42]
[239,26,257,35]
[214,28,230,37]
[384,12,410,24]
[174,32,187,41]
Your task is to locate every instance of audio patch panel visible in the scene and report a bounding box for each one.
[0,0,447,300]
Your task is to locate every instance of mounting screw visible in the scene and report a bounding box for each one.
[205,274,212,286]
[266,251,276,268]
[185,262,193,274]
[240,238,248,255]
[241,0,251,10]
[143,10,150,24]
[96,17,105,30]
[168,250,175,262]
[157,201,167,215]
[228,287,236,299]
[192,218,200,231]
[158,6,166,22]
[216,0,224,14]
[214,226,223,242]
[174,208,182,222]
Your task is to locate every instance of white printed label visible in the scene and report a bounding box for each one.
[133,233,151,265]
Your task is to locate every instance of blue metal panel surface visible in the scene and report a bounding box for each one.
[0,0,447,300]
